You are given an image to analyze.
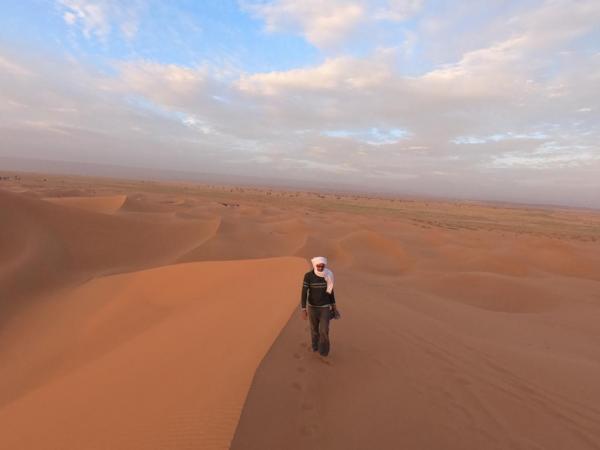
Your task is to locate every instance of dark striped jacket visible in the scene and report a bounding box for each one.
[301,271,336,309]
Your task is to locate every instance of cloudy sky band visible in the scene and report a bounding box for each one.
[0,0,599,207]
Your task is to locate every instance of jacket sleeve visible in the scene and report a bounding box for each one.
[330,289,336,304]
[301,273,309,309]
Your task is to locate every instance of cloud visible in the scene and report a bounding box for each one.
[490,142,600,169]
[57,0,145,40]
[0,49,234,172]
[0,55,33,76]
[373,0,423,21]
[244,0,422,48]
[238,51,393,94]
[118,61,209,107]
[244,0,364,48]
[453,132,549,145]
[322,127,409,145]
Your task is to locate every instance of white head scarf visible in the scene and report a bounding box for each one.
[311,256,334,294]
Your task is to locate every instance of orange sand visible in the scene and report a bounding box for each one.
[0,257,304,449]
[2,172,600,449]
[43,194,127,214]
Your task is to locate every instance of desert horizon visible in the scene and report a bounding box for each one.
[2,158,599,212]
[2,171,600,449]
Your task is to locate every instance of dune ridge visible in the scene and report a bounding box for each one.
[43,194,127,214]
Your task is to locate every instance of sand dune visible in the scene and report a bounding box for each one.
[120,194,182,213]
[0,257,306,450]
[178,214,307,262]
[2,174,600,450]
[338,229,413,275]
[0,189,220,307]
[412,271,563,313]
[43,194,127,214]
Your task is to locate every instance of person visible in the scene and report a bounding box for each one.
[301,256,338,357]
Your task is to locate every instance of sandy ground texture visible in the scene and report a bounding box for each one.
[1,172,600,450]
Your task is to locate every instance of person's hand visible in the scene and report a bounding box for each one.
[301,309,308,320]
[331,305,340,319]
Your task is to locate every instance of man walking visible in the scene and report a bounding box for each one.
[301,256,338,357]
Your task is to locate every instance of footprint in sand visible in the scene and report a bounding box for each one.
[297,366,306,373]
[301,401,314,411]
[300,424,319,438]
[291,381,303,391]
[298,341,313,352]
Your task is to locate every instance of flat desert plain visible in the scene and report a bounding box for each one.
[1,172,600,450]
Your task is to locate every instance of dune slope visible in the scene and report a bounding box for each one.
[232,269,600,450]
[0,256,306,450]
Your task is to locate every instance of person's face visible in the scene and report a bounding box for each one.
[316,263,325,271]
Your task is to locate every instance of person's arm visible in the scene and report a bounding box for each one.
[301,274,309,310]
[330,289,336,310]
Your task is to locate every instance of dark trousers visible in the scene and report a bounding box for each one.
[308,306,331,356]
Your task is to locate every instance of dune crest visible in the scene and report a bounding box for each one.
[43,194,127,214]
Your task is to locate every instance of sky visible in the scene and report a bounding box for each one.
[1,0,599,207]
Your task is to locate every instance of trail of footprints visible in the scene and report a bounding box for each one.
[290,326,324,440]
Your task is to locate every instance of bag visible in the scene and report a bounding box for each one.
[330,308,341,320]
